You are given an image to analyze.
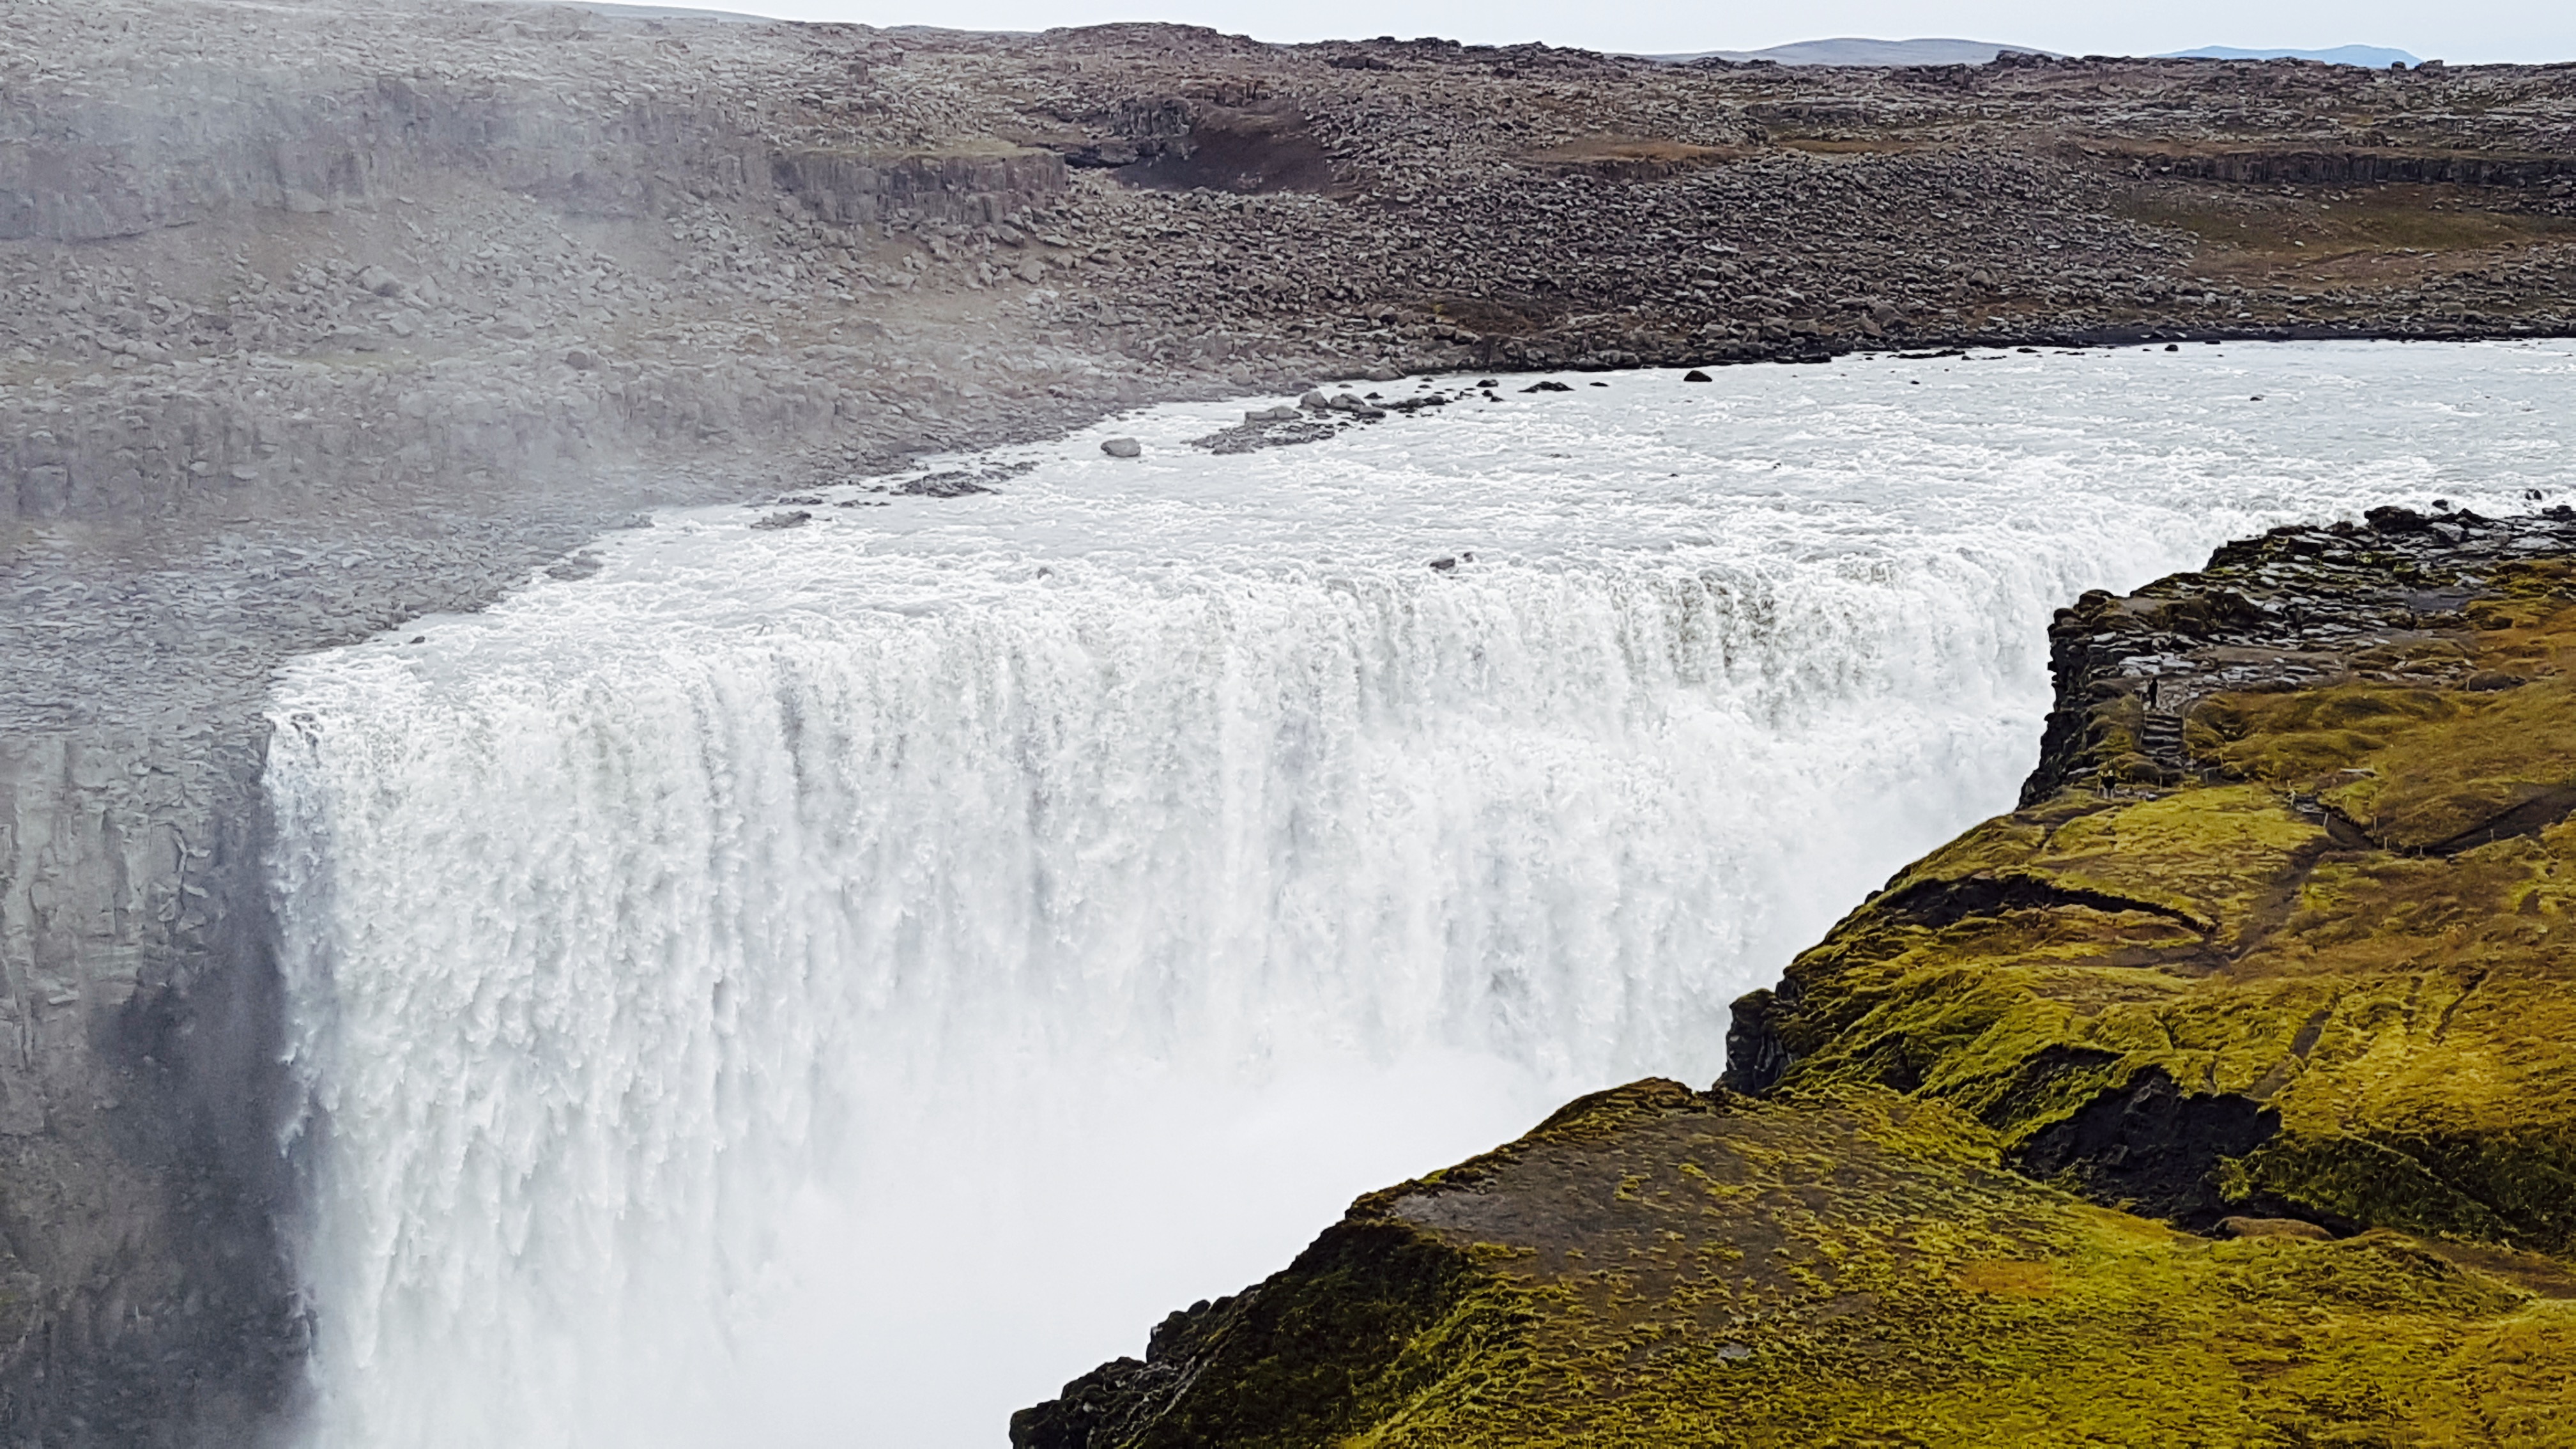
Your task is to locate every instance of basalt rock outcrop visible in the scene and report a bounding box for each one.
[1017,510,2576,1446]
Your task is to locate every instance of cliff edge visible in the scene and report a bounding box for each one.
[1016,505,2576,1446]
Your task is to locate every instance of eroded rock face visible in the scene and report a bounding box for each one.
[1737,508,2576,1252]
[1023,516,2576,1445]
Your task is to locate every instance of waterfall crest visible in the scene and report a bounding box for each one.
[268,549,2062,1444]
[266,346,2574,1446]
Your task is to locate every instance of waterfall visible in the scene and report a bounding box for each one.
[265,344,2575,1446]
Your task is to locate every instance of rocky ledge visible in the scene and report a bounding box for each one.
[1016,507,2576,1446]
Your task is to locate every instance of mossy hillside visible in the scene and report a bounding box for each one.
[1742,525,2576,1252]
[1025,1082,2576,1447]
[1383,1087,2576,1448]
[1010,1085,1716,1449]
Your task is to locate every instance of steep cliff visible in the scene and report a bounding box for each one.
[1017,507,2576,1446]
[0,2,1112,1437]
[1729,504,2576,1252]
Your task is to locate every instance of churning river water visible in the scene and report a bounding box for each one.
[263,341,2576,1446]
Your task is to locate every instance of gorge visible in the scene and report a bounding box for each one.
[5,0,2576,1442]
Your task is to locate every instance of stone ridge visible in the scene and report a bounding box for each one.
[1016,514,2576,1446]
[2020,503,2576,804]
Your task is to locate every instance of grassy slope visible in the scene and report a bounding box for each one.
[1082,1084,2576,1446]
[1769,562,2576,1255]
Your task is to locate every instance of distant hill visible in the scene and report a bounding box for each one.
[1647,38,2427,70]
[1650,37,2055,67]
[546,1,767,20]
[2158,44,2422,66]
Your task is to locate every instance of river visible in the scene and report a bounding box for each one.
[263,339,2576,1446]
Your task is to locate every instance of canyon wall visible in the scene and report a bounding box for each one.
[0,5,1082,1441]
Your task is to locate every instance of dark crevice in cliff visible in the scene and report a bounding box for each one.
[2405,785,2576,855]
[1873,871,2211,935]
[2009,1067,2281,1230]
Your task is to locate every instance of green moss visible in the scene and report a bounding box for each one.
[1749,590,2576,1257]
[1130,1089,2576,1448]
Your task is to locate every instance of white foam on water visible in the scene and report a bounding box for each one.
[264,341,2576,1446]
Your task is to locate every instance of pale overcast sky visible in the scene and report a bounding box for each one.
[707,0,2572,65]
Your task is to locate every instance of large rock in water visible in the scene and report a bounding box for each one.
[1015,508,2576,1446]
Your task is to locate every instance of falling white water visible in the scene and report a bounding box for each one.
[267,341,2576,1447]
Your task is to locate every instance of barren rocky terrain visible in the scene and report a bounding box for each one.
[3,0,2575,1440]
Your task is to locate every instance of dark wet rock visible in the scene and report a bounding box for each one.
[1189,418,1340,454]
[898,471,997,496]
